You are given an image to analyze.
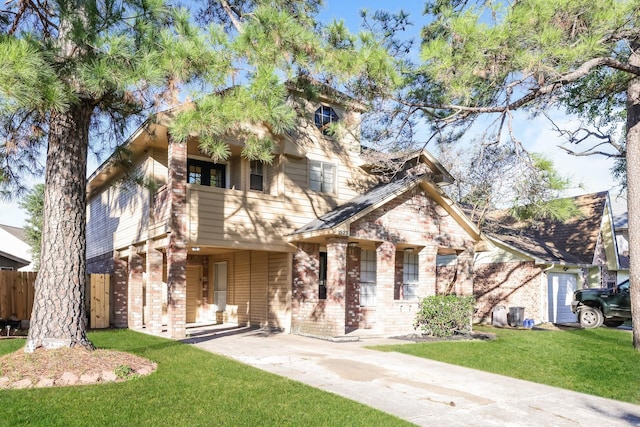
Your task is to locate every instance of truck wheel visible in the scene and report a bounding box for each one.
[603,319,624,328]
[578,307,603,328]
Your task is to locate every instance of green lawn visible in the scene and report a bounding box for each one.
[372,325,640,404]
[0,330,409,427]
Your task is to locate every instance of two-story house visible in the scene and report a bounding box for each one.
[86,82,487,339]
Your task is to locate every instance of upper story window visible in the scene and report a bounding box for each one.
[187,158,226,188]
[249,160,264,191]
[314,105,339,136]
[309,160,336,194]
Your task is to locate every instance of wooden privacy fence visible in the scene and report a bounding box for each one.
[0,271,110,329]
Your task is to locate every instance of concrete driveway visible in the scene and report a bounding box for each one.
[184,325,640,426]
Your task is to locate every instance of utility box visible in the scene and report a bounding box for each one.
[509,306,525,327]
[492,305,508,327]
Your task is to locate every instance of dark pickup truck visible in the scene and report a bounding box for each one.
[571,279,631,328]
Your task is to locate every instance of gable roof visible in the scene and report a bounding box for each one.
[0,224,26,241]
[293,174,423,236]
[482,192,615,266]
[289,173,489,250]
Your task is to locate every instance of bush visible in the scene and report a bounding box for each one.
[414,295,475,337]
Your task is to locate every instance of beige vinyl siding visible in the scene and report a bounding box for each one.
[283,157,308,192]
[86,157,150,258]
[250,251,268,327]
[268,252,290,331]
[186,265,202,323]
[150,148,168,186]
[232,251,251,326]
[265,157,281,197]
[187,185,343,249]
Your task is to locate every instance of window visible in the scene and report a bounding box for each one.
[0,266,14,271]
[402,252,419,300]
[360,250,377,307]
[314,105,339,136]
[318,252,327,300]
[187,159,226,188]
[250,160,264,191]
[309,161,336,193]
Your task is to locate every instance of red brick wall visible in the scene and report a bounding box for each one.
[167,137,187,338]
[292,186,478,338]
[292,243,331,336]
[473,261,545,323]
[112,256,128,328]
[593,229,617,287]
[346,245,361,329]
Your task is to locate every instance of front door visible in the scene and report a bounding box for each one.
[186,266,202,323]
[214,262,227,312]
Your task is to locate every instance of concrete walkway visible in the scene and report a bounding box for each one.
[184,325,640,426]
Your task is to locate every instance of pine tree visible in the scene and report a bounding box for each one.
[392,0,640,348]
[0,0,396,352]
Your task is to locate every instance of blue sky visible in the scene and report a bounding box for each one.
[0,1,625,228]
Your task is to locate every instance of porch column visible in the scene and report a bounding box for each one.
[291,243,320,335]
[128,249,144,329]
[345,244,361,329]
[112,255,128,328]
[146,240,164,335]
[167,135,188,339]
[326,237,348,336]
[375,241,396,332]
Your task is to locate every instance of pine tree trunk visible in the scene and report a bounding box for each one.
[626,40,640,350]
[25,103,94,352]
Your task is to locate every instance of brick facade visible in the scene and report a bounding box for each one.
[291,186,478,338]
[473,261,545,323]
[167,137,187,339]
[112,256,128,328]
[146,242,164,334]
[594,229,617,287]
[127,250,144,329]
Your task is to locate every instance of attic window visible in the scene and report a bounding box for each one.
[314,106,339,136]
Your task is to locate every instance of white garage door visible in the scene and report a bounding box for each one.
[548,273,577,323]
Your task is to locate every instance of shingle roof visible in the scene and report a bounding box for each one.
[292,174,425,235]
[0,224,26,242]
[483,192,609,265]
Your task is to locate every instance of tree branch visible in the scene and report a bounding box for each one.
[219,0,243,33]
[417,56,640,117]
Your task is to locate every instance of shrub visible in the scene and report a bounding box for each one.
[414,295,475,337]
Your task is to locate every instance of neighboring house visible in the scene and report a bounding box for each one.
[85,82,488,339]
[613,212,629,283]
[0,224,34,271]
[472,191,620,325]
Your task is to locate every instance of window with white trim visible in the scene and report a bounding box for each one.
[360,250,377,307]
[309,160,336,194]
[402,252,419,300]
